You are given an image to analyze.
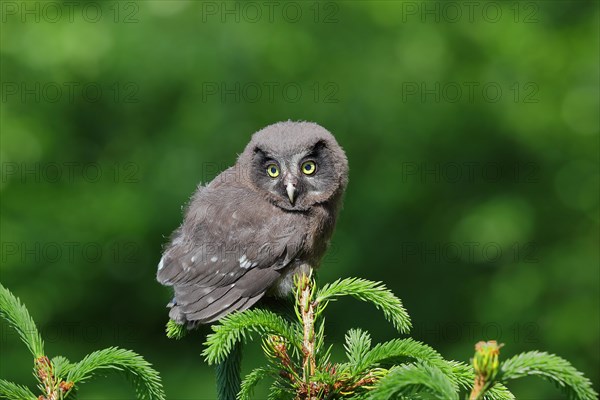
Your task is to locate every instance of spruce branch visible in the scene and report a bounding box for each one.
[165,320,187,340]
[62,347,165,400]
[500,351,598,400]
[216,341,242,400]
[315,277,411,334]
[365,362,458,400]
[49,357,71,379]
[297,273,317,384]
[35,355,73,400]
[0,283,44,358]
[1,285,165,400]
[266,381,294,400]
[238,367,272,400]
[481,383,515,400]
[313,319,330,367]
[203,308,300,365]
[262,335,299,383]
[197,275,597,399]
[448,361,515,400]
[343,328,372,370]
[469,341,503,400]
[353,337,453,379]
[0,379,36,400]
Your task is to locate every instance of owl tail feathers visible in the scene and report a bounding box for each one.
[168,303,186,324]
[166,290,266,328]
[168,308,213,332]
[164,299,201,331]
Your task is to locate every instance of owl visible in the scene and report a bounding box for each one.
[157,121,348,326]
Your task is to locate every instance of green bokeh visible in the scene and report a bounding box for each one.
[1,1,598,399]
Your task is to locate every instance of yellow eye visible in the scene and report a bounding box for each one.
[301,161,316,175]
[266,164,279,178]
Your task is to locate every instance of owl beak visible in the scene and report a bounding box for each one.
[286,182,297,205]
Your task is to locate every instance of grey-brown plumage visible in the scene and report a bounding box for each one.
[157,121,348,325]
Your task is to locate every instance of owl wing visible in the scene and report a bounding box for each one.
[156,184,305,324]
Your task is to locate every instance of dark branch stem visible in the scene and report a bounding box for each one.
[469,375,487,400]
[216,341,242,400]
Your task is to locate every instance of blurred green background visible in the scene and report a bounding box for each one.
[1,1,598,399]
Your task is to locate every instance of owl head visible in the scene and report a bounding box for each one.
[239,121,349,212]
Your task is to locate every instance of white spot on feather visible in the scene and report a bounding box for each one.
[211,256,218,262]
[238,254,254,269]
[191,256,197,263]
[157,258,164,270]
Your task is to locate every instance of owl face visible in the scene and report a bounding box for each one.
[242,122,348,212]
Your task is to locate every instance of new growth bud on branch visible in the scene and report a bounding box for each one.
[470,340,504,400]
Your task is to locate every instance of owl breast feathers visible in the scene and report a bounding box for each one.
[157,121,348,325]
